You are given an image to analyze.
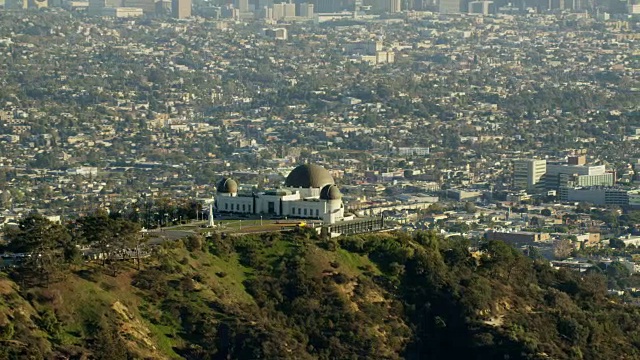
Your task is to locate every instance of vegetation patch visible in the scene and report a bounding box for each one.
[3,214,640,359]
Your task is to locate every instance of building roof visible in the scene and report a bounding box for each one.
[285,164,335,188]
[217,178,238,193]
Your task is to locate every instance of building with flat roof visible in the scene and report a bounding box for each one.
[101,6,143,16]
[234,0,248,12]
[272,2,295,19]
[124,0,155,13]
[172,0,191,18]
[544,162,615,200]
[568,155,586,165]
[513,159,546,193]
[565,187,629,206]
[5,0,48,9]
[88,0,122,14]
[546,163,606,177]
[344,41,394,65]
[557,173,615,200]
[629,190,640,208]
[394,147,430,156]
[545,163,607,190]
[298,2,314,17]
[468,0,493,14]
[438,0,461,13]
[315,0,342,12]
[263,28,288,40]
[368,0,401,12]
[446,189,482,201]
[101,6,144,16]
[485,231,551,245]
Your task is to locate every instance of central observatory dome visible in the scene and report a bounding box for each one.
[285,164,335,188]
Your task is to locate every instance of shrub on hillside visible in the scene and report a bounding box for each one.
[184,235,203,252]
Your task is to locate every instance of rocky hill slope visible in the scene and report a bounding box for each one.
[2,229,640,359]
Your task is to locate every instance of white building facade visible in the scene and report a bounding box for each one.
[215,164,345,224]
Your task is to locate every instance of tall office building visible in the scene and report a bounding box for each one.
[272,2,295,19]
[6,0,48,9]
[156,0,171,14]
[438,0,461,12]
[468,0,493,13]
[568,155,586,165]
[545,163,606,189]
[547,0,565,9]
[88,0,122,13]
[315,0,341,12]
[284,2,296,16]
[261,5,274,18]
[298,2,314,16]
[545,162,615,200]
[234,0,249,12]
[272,2,285,18]
[172,0,191,18]
[369,0,401,11]
[406,0,435,10]
[513,159,547,193]
[125,0,156,14]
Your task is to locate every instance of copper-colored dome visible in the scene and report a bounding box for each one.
[285,164,334,188]
[320,184,342,200]
[216,178,238,193]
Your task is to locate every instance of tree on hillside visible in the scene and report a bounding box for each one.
[464,202,477,214]
[76,210,140,274]
[425,203,445,215]
[114,218,143,269]
[553,239,574,260]
[609,238,626,249]
[479,240,527,282]
[4,213,72,285]
[575,202,591,213]
[76,210,116,267]
[599,261,631,289]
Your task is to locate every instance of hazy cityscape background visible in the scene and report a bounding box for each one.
[0,2,640,359]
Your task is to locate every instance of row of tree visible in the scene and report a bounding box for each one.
[2,211,142,285]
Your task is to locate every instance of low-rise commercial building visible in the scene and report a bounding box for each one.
[485,230,551,245]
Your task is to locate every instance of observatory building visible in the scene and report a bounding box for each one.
[215,164,346,224]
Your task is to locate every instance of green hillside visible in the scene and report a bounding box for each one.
[2,226,640,359]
